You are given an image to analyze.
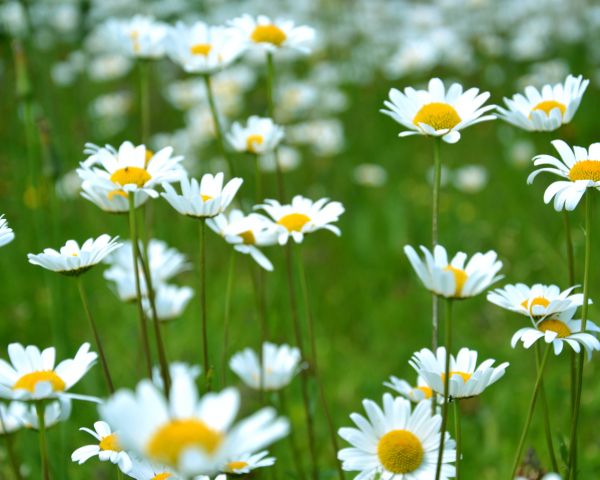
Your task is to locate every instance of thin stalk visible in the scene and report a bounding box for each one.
[278,389,307,480]
[221,251,236,386]
[77,277,114,393]
[250,262,268,402]
[35,402,51,480]
[254,153,263,203]
[563,210,577,417]
[198,219,212,390]
[128,194,153,378]
[453,401,461,480]
[139,60,150,144]
[203,74,234,176]
[434,298,452,480]
[117,469,125,480]
[509,343,552,479]
[535,344,558,472]
[265,51,285,200]
[567,192,593,479]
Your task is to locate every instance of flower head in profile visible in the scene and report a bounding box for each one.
[0,343,97,402]
[72,421,132,472]
[527,140,600,211]
[257,195,344,245]
[28,234,122,276]
[227,116,284,155]
[0,215,15,247]
[381,78,496,144]
[102,15,168,59]
[223,451,275,475]
[497,74,589,132]
[404,244,503,299]
[144,284,194,322]
[338,394,456,479]
[384,375,434,403]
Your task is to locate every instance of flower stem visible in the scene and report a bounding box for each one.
[431,138,442,414]
[250,261,268,402]
[77,277,115,393]
[265,51,285,200]
[563,209,578,417]
[203,73,234,176]
[278,389,307,480]
[198,219,212,391]
[453,400,461,480]
[435,298,452,480]
[35,402,51,480]
[221,251,236,386]
[254,153,263,203]
[128,194,153,378]
[509,343,552,479]
[139,59,150,145]
[535,343,559,472]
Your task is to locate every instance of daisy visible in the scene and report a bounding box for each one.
[103,15,168,59]
[487,283,587,320]
[161,174,243,219]
[0,215,15,247]
[338,394,456,479]
[206,209,277,271]
[511,309,600,357]
[381,78,496,144]
[78,142,185,201]
[404,244,503,299]
[144,284,194,321]
[0,343,97,402]
[125,457,177,480]
[81,180,150,214]
[256,195,344,245]
[223,451,274,474]
[230,342,301,391]
[497,74,589,132]
[0,401,25,434]
[226,116,284,154]
[229,15,315,54]
[527,140,600,211]
[152,363,202,392]
[72,421,133,472]
[18,398,72,430]
[99,370,289,476]
[409,347,509,399]
[28,234,122,276]
[384,375,434,403]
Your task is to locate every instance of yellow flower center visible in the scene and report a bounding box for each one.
[377,430,424,474]
[146,419,223,466]
[145,149,154,167]
[190,43,212,56]
[152,474,172,480]
[413,102,461,131]
[246,134,264,153]
[130,31,141,54]
[415,386,433,399]
[201,194,213,202]
[441,371,472,383]
[538,319,571,338]
[568,160,600,182]
[107,189,128,201]
[239,230,256,245]
[227,461,249,472]
[251,24,287,46]
[277,213,310,232]
[99,433,121,452]
[110,167,151,188]
[13,371,66,393]
[444,265,468,296]
[531,100,566,117]
[520,296,550,314]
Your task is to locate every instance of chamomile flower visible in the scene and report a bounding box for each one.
[223,451,274,474]
[206,209,277,271]
[161,174,243,219]
[229,15,315,54]
[81,180,150,214]
[103,15,168,59]
[144,284,194,321]
[152,363,202,392]
[19,398,72,429]
[409,347,509,399]
[0,343,97,402]
[0,401,25,434]
[125,457,177,480]
[257,195,344,245]
[338,394,456,479]
[226,116,284,154]
[72,421,132,472]
[497,74,589,132]
[384,375,434,403]
[99,370,289,476]
[404,245,503,299]
[28,234,122,276]
[230,342,301,391]
[527,140,600,211]
[0,215,15,247]
[487,283,586,320]
[381,78,496,144]
[511,309,600,357]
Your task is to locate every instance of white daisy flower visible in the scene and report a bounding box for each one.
[338,394,456,479]
[0,343,97,402]
[256,195,344,245]
[381,78,496,144]
[78,142,185,202]
[409,347,509,399]
[72,421,133,472]
[527,140,600,211]
[0,401,25,434]
[99,370,289,476]
[497,74,589,132]
[223,451,274,474]
[152,363,202,392]
[207,209,277,271]
[226,116,284,154]
[161,174,243,219]
[81,180,150,214]
[165,21,244,75]
[144,284,194,321]
[102,15,168,59]
[511,309,600,358]
[384,375,434,403]
[229,342,301,391]
[229,15,315,54]
[18,397,72,430]
[28,234,122,276]
[487,283,587,320]
[404,244,503,299]
[0,215,15,247]
[125,457,177,480]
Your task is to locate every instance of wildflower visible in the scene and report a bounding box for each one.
[384,375,434,403]
[0,215,15,247]
[103,15,168,59]
[144,284,194,321]
[72,421,132,472]
[227,116,284,154]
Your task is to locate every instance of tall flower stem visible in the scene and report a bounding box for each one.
[296,246,345,480]
[453,400,462,480]
[77,277,115,393]
[563,210,577,417]
[509,343,552,479]
[127,194,153,378]
[277,389,307,480]
[435,298,452,480]
[198,219,212,390]
[35,402,51,480]
[567,192,593,479]
[254,153,263,203]
[250,262,268,401]
[221,251,236,386]
[265,51,285,200]
[139,60,150,144]
[535,343,558,472]
[431,138,442,351]
[203,74,234,176]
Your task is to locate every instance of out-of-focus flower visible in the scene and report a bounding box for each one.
[227,116,284,154]
[259,146,301,173]
[0,215,15,247]
[452,165,488,193]
[143,284,194,321]
[353,163,388,187]
[384,375,433,403]
[102,15,168,59]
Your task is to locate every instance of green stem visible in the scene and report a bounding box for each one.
[139,60,150,145]
[278,389,307,480]
[77,277,114,393]
[509,343,552,479]
[535,343,558,472]
[434,298,452,480]
[117,469,125,480]
[564,211,576,286]
[35,402,51,480]
[454,400,461,480]
[254,153,263,203]
[199,219,212,390]
[221,251,236,386]
[265,51,285,200]
[203,74,234,176]
[250,261,268,402]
